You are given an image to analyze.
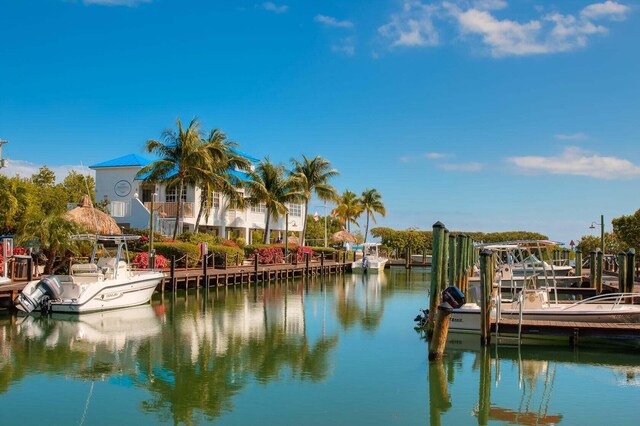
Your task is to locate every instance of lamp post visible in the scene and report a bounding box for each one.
[0,139,8,169]
[284,214,297,260]
[589,214,605,254]
[149,192,157,269]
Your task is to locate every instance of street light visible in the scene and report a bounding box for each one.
[314,201,328,248]
[589,214,605,254]
[284,213,297,260]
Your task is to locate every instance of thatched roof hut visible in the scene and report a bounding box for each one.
[64,194,122,235]
[330,228,357,243]
[287,235,300,246]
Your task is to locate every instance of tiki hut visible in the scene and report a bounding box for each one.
[287,235,300,246]
[64,194,122,235]
[330,228,357,244]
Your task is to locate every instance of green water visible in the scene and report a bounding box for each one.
[1,270,639,425]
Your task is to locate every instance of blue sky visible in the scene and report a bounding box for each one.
[1,0,638,244]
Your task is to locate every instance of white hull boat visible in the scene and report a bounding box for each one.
[15,234,164,314]
[351,243,388,273]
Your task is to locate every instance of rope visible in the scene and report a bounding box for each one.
[79,381,94,426]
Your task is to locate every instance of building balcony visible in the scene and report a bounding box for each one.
[144,201,194,218]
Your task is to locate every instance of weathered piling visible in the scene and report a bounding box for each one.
[455,234,464,290]
[477,347,492,426]
[441,229,449,291]
[428,361,451,426]
[479,249,494,346]
[202,254,208,287]
[627,249,636,295]
[428,304,453,361]
[618,252,627,295]
[448,234,456,288]
[427,222,445,337]
[589,250,596,289]
[596,249,603,294]
[575,249,582,277]
[170,255,176,289]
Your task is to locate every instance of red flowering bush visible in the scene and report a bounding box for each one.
[13,247,28,256]
[250,247,284,264]
[222,240,239,248]
[295,246,313,263]
[133,252,168,269]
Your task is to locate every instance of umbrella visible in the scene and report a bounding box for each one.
[64,194,122,235]
[331,228,357,244]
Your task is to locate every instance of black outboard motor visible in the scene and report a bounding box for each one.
[441,286,465,309]
[15,276,63,313]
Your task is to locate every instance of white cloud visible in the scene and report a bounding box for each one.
[438,162,484,171]
[507,146,640,179]
[554,132,588,141]
[378,1,440,47]
[379,1,630,56]
[424,152,450,159]
[262,2,288,14]
[399,151,451,162]
[315,15,354,28]
[0,160,95,183]
[581,1,630,20]
[83,0,151,6]
[331,37,355,56]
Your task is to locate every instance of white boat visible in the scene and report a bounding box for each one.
[510,254,573,277]
[449,289,640,333]
[351,243,388,273]
[15,234,164,314]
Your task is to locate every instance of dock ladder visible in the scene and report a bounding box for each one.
[494,292,524,346]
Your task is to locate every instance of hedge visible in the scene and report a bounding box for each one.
[308,247,338,255]
[177,231,224,246]
[209,245,244,267]
[152,242,201,267]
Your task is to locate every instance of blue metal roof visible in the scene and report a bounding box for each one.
[90,154,150,169]
[135,166,251,182]
[134,164,177,181]
[230,148,260,163]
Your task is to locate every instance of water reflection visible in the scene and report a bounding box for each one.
[428,331,640,425]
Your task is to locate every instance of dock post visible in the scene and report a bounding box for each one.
[477,346,492,426]
[427,221,445,337]
[589,250,597,289]
[305,252,310,276]
[618,252,627,295]
[405,246,410,269]
[456,234,464,290]
[428,304,452,361]
[320,252,325,275]
[27,256,33,282]
[596,249,603,294]
[254,254,259,283]
[170,255,176,290]
[464,236,472,291]
[441,229,449,290]
[448,234,456,289]
[627,248,636,296]
[479,249,494,346]
[575,249,582,277]
[202,254,208,288]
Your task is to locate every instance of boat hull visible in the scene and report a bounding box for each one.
[351,259,387,273]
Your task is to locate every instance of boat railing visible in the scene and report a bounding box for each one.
[559,292,640,311]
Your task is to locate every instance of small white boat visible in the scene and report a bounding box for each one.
[15,234,164,314]
[352,243,388,273]
[510,254,573,277]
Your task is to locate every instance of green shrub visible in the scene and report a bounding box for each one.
[177,231,224,246]
[309,246,338,255]
[152,242,201,267]
[209,245,244,267]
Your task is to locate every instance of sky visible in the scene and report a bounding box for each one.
[1,0,639,244]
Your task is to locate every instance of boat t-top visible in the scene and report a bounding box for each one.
[352,243,388,273]
[15,234,164,314]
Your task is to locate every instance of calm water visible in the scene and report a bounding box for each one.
[1,270,639,425]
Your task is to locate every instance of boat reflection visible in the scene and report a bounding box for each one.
[428,332,640,425]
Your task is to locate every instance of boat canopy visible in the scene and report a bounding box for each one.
[70,234,141,242]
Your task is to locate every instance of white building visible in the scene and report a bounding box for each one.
[90,153,305,242]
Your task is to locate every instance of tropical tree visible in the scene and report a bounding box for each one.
[613,208,640,251]
[331,190,363,232]
[359,189,386,243]
[31,166,56,187]
[245,159,300,244]
[193,129,251,232]
[290,155,338,245]
[137,118,211,240]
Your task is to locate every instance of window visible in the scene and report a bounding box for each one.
[211,192,220,209]
[251,203,266,213]
[165,187,187,203]
[289,203,301,217]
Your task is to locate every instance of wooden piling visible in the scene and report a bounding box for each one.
[253,255,258,282]
[596,249,603,294]
[589,250,596,289]
[477,347,491,426]
[170,255,176,290]
[441,229,449,291]
[448,234,456,288]
[618,252,627,295]
[575,249,582,277]
[479,249,494,346]
[428,305,452,361]
[427,222,445,337]
[27,256,33,282]
[627,249,636,295]
[320,252,325,274]
[202,254,208,287]
[305,252,310,276]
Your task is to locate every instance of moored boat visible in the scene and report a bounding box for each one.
[351,243,388,273]
[15,234,164,314]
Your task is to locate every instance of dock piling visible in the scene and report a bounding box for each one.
[479,249,494,346]
[428,304,452,361]
[427,222,445,337]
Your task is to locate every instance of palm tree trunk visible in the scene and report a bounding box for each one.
[364,212,370,243]
[301,200,309,246]
[172,180,184,241]
[194,189,206,233]
[263,207,271,244]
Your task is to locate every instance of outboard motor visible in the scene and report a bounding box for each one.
[15,276,63,313]
[441,286,465,309]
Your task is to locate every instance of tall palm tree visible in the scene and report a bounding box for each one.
[291,155,338,246]
[359,189,386,243]
[245,159,300,244]
[193,129,251,233]
[137,118,211,240]
[331,190,363,232]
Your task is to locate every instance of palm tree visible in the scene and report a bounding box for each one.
[359,189,386,243]
[331,190,363,232]
[137,118,211,240]
[193,129,251,233]
[290,155,338,246]
[245,159,300,244]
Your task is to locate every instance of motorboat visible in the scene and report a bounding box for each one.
[351,243,388,273]
[510,254,573,277]
[15,234,164,314]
